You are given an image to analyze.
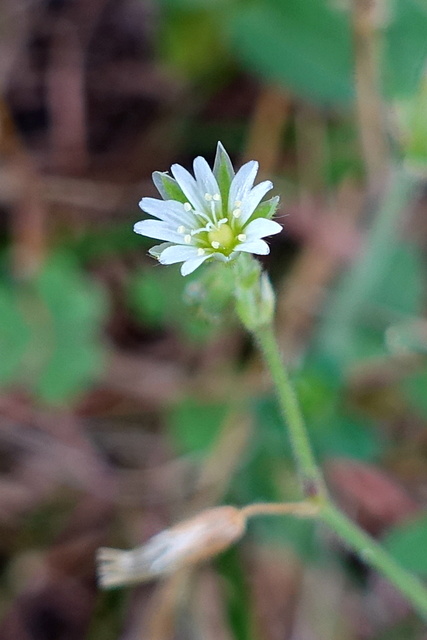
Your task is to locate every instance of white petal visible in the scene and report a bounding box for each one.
[134,220,184,243]
[180,254,212,276]
[193,156,221,199]
[243,218,282,240]
[148,242,173,259]
[234,239,270,255]
[159,245,199,265]
[171,164,207,211]
[139,198,195,227]
[228,161,258,212]
[240,181,273,223]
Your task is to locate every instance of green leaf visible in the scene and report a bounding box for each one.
[32,254,106,404]
[383,512,427,575]
[228,0,353,105]
[167,397,227,454]
[215,547,253,640]
[366,243,424,318]
[0,287,29,384]
[403,369,427,418]
[129,266,217,341]
[384,0,427,98]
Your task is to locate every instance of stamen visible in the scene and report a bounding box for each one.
[191,226,209,235]
[211,241,220,249]
[212,193,221,201]
[204,193,213,201]
[209,201,219,225]
[184,203,192,211]
[194,210,212,224]
[184,235,192,244]
[237,233,246,242]
[177,225,186,234]
[232,209,241,218]
[218,218,228,226]
[197,248,205,256]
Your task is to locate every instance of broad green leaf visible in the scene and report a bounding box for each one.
[215,547,253,640]
[403,369,427,419]
[32,255,106,404]
[384,0,427,98]
[384,512,427,575]
[0,287,29,384]
[129,266,225,341]
[167,397,227,454]
[365,243,424,318]
[228,0,353,105]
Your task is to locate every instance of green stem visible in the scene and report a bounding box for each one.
[322,504,427,618]
[318,167,420,367]
[255,322,326,499]
[252,321,427,620]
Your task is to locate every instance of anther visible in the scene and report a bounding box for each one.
[211,241,220,249]
[232,209,241,218]
[184,203,192,211]
[177,225,186,234]
[197,248,205,256]
[184,235,192,244]
[237,233,246,242]
[218,218,228,226]
[213,193,221,201]
[204,193,213,201]
[234,201,242,207]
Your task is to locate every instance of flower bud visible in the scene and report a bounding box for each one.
[97,506,246,588]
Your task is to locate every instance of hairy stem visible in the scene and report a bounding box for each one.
[251,320,427,620]
[254,322,326,499]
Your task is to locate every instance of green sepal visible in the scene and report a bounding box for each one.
[152,172,187,203]
[233,255,275,331]
[250,195,280,221]
[213,142,235,205]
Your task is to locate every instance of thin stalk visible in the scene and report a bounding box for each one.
[255,323,327,499]
[318,168,420,367]
[241,501,319,519]
[253,320,427,619]
[322,504,427,618]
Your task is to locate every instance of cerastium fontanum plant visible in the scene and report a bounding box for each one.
[97,143,427,620]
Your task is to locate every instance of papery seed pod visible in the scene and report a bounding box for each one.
[97,506,246,589]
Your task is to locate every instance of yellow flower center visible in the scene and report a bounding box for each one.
[208,223,234,251]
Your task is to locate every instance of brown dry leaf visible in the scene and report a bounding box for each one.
[325,458,419,534]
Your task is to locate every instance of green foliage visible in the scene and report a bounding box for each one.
[384,512,427,575]
[0,286,29,383]
[256,385,381,464]
[167,397,227,454]
[33,256,106,403]
[403,369,427,419]
[128,264,224,341]
[215,547,253,640]
[228,0,353,105]
[366,243,424,318]
[159,2,231,82]
[0,254,106,405]
[384,0,427,98]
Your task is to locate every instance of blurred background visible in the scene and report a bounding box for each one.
[1,0,427,638]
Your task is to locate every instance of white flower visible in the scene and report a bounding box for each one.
[134,142,282,276]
